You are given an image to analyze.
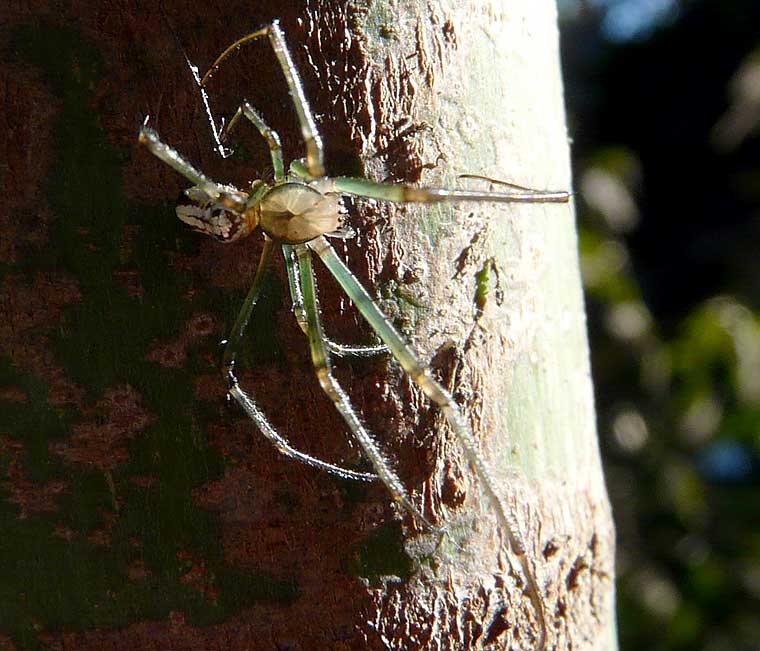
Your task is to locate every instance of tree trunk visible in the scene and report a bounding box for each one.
[338,1,617,649]
[1,0,615,650]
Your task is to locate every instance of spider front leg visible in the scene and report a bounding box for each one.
[201,20,325,177]
[308,235,548,648]
[332,176,570,205]
[220,102,285,182]
[139,126,232,202]
[295,243,435,530]
[223,236,377,483]
[283,245,388,359]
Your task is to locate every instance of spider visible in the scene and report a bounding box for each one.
[139,20,569,648]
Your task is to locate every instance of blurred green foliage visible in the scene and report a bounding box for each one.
[561,1,760,649]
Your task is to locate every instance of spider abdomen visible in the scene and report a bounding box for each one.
[259,182,344,244]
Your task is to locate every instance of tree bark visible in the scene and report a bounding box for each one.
[336,2,617,649]
[0,0,615,649]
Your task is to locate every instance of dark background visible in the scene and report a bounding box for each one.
[561,0,760,649]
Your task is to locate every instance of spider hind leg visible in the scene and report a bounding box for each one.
[309,235,548,648]
[294,243,436,531]
[223,237,378,483]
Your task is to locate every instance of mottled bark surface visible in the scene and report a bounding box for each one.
[1,1,615,650]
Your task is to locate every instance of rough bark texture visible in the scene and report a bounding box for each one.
[1,0,615,650]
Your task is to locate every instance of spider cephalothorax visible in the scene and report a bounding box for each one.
[257,182,347,244]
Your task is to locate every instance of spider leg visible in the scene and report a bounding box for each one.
[283,245,389,359]
[458,173,553,193]
[288,159,314,180]
[308,235,547,648]
[201,21,325,178]
[331,176,570,204]
[295,243,435,529]
[221,102,285,181]
[182,53,233,159]
[138,126,232,202]
[223,236,377,483]
[159,10,232,160]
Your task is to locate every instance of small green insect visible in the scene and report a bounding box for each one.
[140,20,568,648]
